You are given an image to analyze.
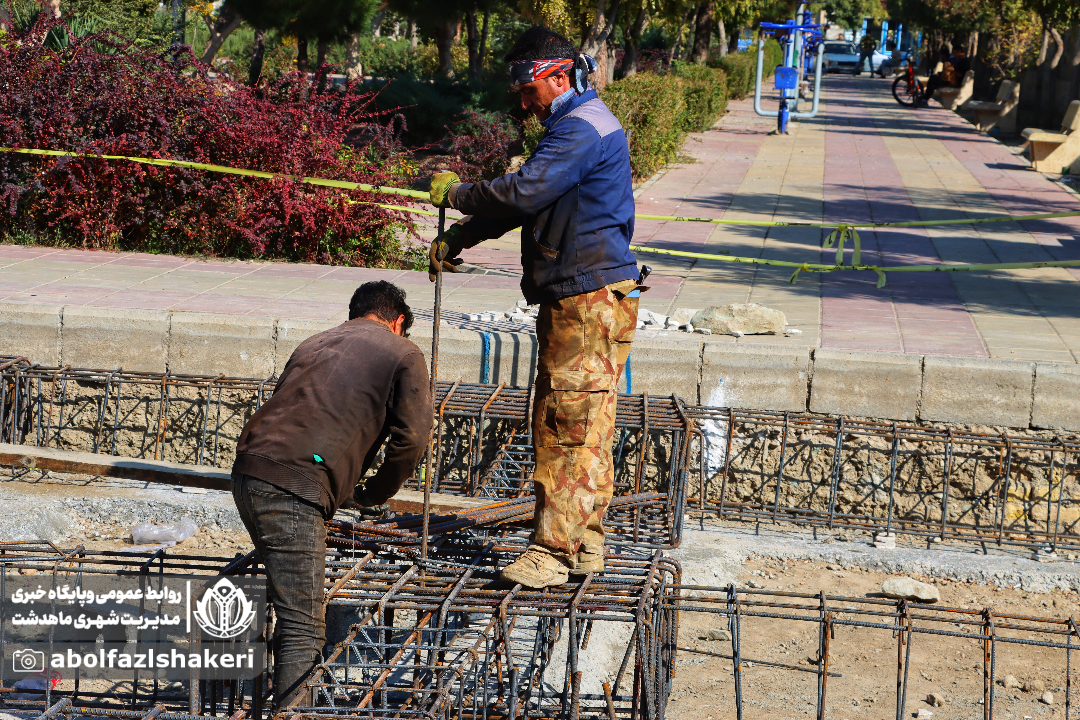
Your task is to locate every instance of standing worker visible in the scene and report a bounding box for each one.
[231,281,432,710]
[855,32,877,76]
[427,25,647,589]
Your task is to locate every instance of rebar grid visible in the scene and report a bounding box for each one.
[686,407,1080,551]
[670,584,1080,720]
[0,359,692,548]
[301,542,680,720]
[323,490,675,552]
[1,544,1079,720]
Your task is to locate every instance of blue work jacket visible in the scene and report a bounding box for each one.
[451,88,638,304]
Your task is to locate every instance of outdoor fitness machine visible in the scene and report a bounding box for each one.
[754,2,825,134]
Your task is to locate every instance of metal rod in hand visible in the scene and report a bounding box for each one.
[421,208,445,565]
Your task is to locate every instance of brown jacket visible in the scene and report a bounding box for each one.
[233,318,431,516]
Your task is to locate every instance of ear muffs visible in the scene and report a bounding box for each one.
[572,53,597,94]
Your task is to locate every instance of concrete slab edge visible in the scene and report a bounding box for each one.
[2,303,1078,431]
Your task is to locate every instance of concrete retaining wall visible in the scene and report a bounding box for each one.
[2,302,1078,431]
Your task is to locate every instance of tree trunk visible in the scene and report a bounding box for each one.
[618,5,649,79]
[479,11,490,71]
[200,6,242,65]
[466,10,481,81]
[1049,27,1064,70]
[297,37,309,73]
[669,5,695,63]
[605,41,616,84]
[169,0,185,49]
[1036,25,1050,65]
[435,18,458,80]
[1038,25,1053,126]
[728,28,739,54]
[716,18,727,59]
[371,3,387,36]
[690,1,713,64]
[248,27,266,87]
[345,32,363,79]
[580,0,622,91]
[315,40,329,92]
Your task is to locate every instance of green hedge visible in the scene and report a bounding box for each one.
[672,62,730,133]
[711,38,783,99]
[602,72,686,180]
[601,63,731,180]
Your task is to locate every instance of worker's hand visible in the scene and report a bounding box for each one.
[428,224,466,282]
[429,171,461,208]
[352,484,389,519]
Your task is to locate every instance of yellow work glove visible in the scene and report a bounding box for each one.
[429,171,461,208]
[428,224,466,282]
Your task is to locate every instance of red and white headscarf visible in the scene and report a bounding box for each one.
[510,54,596,93]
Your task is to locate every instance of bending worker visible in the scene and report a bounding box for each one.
[428,25,645,589]
[231,281,431,710]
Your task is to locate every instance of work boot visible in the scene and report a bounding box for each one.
[500,545,570,588]
[571,544,605,575]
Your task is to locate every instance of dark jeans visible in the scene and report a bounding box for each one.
[856,50,875,74]
[921,74,948,101]
[233,473,327,710]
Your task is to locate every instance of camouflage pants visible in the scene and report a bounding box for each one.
[532,279,639,559]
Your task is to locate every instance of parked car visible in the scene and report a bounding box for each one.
[823,42,859,73]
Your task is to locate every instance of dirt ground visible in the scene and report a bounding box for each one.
[669,555,1078,720]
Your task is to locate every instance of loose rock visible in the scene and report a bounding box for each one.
[1041,691,1054,705]
[706,628,731,641]
[668,308,701,327]
[916,709,933,719]
[1002,675,1022,690]
[690,303,786,336]
[1023,679,1045,693]
[881,576,940,603]
[926,692,946,707]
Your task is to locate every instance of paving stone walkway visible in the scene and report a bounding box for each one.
[2,75,1079,361]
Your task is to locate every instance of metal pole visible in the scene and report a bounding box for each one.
[421,208,445,564]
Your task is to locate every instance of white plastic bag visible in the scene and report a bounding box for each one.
[10,671,61,699]
[131,517,198,546]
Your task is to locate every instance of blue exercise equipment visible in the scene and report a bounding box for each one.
[753,3,825,134]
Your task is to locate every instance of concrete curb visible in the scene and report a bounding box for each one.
[2,302,1078,431]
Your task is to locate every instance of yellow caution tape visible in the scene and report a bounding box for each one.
[6,147,1080,287]
[6,146,1079,228]
[0,147,430,199]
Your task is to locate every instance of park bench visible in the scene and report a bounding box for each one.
[966,80,1021,134]
[916,61,943,86]
[1021,99,1080,174]
[937,70,975,111]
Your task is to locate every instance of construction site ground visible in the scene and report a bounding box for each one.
[6,466,1080,720]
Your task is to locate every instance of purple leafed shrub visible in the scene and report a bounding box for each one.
[0,16,421,267]
[440,111,523,182]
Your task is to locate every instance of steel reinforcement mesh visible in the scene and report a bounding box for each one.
[3,543,1080,720]
[685,407,1080,550]
[0,540,679,720]
[4,357,1080,551]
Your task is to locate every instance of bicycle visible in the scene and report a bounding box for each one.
[891,57,924,107]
